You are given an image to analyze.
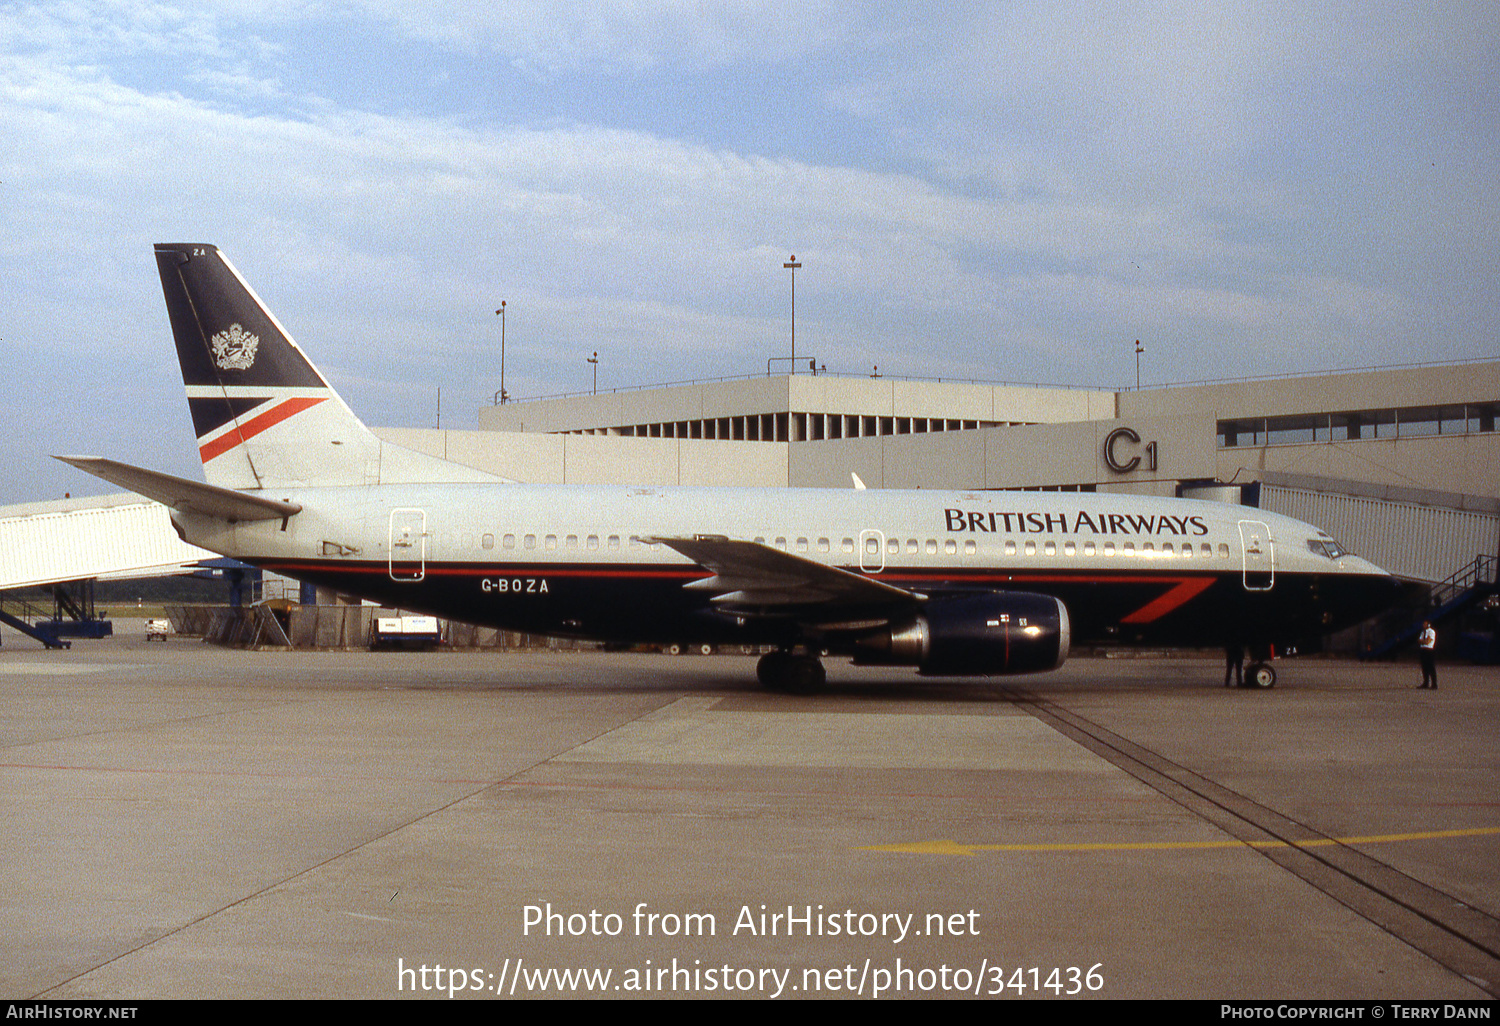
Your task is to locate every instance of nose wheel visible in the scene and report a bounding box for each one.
[756,650,827,693]
[1245,662,1277,688]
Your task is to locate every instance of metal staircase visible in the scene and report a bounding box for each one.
[0,580,115,649]
[0,594,71,649]
[1362,554,1499,660]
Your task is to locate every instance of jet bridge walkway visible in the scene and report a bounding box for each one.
[0,494,216,648]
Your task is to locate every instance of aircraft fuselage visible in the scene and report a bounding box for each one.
[174,482,1396,654]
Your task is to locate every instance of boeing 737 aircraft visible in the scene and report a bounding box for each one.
[59,243,1403,691]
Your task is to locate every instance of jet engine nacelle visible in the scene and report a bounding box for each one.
[853,592,1071,676]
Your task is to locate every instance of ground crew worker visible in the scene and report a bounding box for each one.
[1418,621,1437,690]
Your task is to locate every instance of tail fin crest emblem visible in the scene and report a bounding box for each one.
[211,324,259,370]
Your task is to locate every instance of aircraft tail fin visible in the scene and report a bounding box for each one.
[155,243,497,489]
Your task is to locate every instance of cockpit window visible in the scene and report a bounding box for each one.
[1307,537,1348,560]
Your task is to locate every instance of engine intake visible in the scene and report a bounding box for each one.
[854,592,1070,676]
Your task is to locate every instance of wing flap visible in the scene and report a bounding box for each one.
[649,536,919,615]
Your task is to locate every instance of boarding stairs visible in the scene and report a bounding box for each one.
[0,594,71,649]
[0,579,116,649]
[1362,554,1499,660]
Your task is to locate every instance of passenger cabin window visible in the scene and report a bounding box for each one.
[587,535,599,550]
[842,538,855,553]
[503,533,516,549]
[1004,540,1017,556]
[926,539,937,555]
[963,540,976,555]
[906,539,918,554]
[524,534,537,550]
[482,533,494,549]
[945,539,957,555]
[566,534,578,549]
[818,538,830,553]
[608,535,620,549]
[545,535,558,550]
[797,537,809,552]
[1024,540,1036,556]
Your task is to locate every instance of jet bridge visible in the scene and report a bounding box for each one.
[0,494,216,647]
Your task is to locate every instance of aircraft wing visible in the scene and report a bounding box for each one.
[650,535,921,621]
[54,457,302,522]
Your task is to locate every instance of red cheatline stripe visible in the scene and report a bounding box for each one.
[261,561,703,581]
[199,397,327,463]
[1119,576,1217,623]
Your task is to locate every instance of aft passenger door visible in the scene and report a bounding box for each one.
[1238,519,1274,591]
[389,508,427,582]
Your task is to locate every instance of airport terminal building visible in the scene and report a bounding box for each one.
[378,359,1500,590]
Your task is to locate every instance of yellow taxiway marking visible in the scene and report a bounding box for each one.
[862,827,1500,857]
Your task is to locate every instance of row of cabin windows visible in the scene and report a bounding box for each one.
[465,532,1232,560]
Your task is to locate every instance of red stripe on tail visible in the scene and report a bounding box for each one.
[198,397,327,463]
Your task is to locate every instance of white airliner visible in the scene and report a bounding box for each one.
[59,243,1402,690]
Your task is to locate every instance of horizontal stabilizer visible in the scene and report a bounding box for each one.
[54,457,302,522]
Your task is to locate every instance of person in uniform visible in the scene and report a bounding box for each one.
[1418,621,1437,690]
[1224,641,1244,688]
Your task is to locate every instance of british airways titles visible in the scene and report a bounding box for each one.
[943,508,1211,537]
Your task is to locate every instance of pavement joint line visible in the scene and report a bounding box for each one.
[995,682,1500,997]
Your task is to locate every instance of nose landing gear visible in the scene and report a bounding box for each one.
[1245,662,1277,688]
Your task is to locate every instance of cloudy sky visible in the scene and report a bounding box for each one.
[2,2,1496,502]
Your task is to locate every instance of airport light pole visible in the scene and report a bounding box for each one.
[588,350,599,395]
[1134,339,1144,391]
[495,301,507,404]
[783,254,801,374]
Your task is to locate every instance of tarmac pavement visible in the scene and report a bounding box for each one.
[1,621,1496,1000]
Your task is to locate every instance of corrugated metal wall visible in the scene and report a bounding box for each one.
[0,500,212,590]
[1262,486,1500,583]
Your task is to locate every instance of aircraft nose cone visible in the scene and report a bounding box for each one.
[1396,577,1427,605]
[1363,574,1421,624]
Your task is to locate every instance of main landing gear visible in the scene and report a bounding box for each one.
[756,649,826,693]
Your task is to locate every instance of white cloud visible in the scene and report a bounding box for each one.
[354,0,857,76]
[0,0,1495,502]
